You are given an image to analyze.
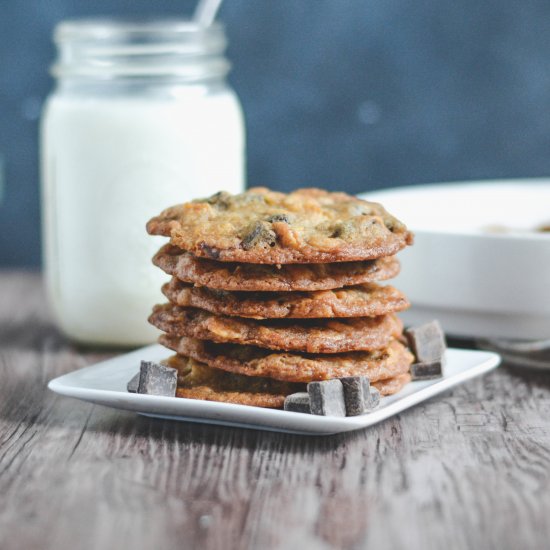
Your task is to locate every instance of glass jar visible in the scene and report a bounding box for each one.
[41,19,245,346]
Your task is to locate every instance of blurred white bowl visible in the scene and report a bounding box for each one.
[361,179,550,340]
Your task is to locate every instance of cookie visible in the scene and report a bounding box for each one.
[149,305,403,353]
[373,373,411,396]
[164,354,302,408]
[154,244,401,292]
[159,335,414,384]
[147,187,413,264]
[162,278,410,319]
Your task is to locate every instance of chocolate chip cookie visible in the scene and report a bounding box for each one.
[149,304,403,353]
[160,335,414,384]
[147,188,413,264]
[164,354,302,408]
[154,244,401,292]
[162,278,409,319]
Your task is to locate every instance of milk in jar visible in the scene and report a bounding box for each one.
[41,19,245,345]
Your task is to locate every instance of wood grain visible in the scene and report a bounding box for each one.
[1,271,550,550]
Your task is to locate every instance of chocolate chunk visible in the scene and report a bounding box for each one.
[410,361,443,381]
[202,191,232,209]
[199,242,221,259]
[340,376,371,416]
[405,320,446,363]
[127,372,140,393]
[241,221,277,250]
[307,380,346,417]
[368,387,380,410]
[266,213,290,224]
[283,392,311,414]
[137,361,178,397]
[331,221,354,239]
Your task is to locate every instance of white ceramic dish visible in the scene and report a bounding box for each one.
[362,179,550,340]
[48,344,500,435]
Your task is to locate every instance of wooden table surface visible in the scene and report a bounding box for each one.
[2,271,550,550]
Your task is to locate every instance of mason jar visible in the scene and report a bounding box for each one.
[41,19,245,346]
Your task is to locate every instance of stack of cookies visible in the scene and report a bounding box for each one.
[146,187,415,409]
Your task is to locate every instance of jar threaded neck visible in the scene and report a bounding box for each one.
[51,18,230,81]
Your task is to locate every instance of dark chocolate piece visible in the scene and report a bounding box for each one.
[340,376,371,416]
[331,221,354,239]
[241,221,277,250]
[405,320,446,363]
[283,392,311,414]
[410,361,443,381]
[127,372,140,393]
[203,191,232,209]
[266,213,290,224]
[368,387,380,410]
[198,243,221,259]
[307,380,346,417]
[137,361,177,396]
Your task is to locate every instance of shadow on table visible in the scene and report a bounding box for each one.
[0,371,358,454]
[0,317,66,352]
[83,405,360,452]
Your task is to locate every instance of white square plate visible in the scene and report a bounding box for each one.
[48,345,500,435]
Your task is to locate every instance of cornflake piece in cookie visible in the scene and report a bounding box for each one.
[137,361,178,397]
[340,376,371,416]
[307,380,346,417]
[284,393,311,414]
[127,372,140,393]
[410,361,443,381]
[405,320,446,363]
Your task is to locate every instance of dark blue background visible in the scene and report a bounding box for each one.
[2,1,550,267]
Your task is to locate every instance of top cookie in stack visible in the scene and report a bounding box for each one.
[147,187,414,409]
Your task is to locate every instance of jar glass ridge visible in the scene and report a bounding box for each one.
[52,18,231,81]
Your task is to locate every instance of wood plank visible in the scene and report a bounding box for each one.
[1,271,550,550]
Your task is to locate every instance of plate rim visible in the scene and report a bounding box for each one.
[47,345,501,435]
[361,178,550,242]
